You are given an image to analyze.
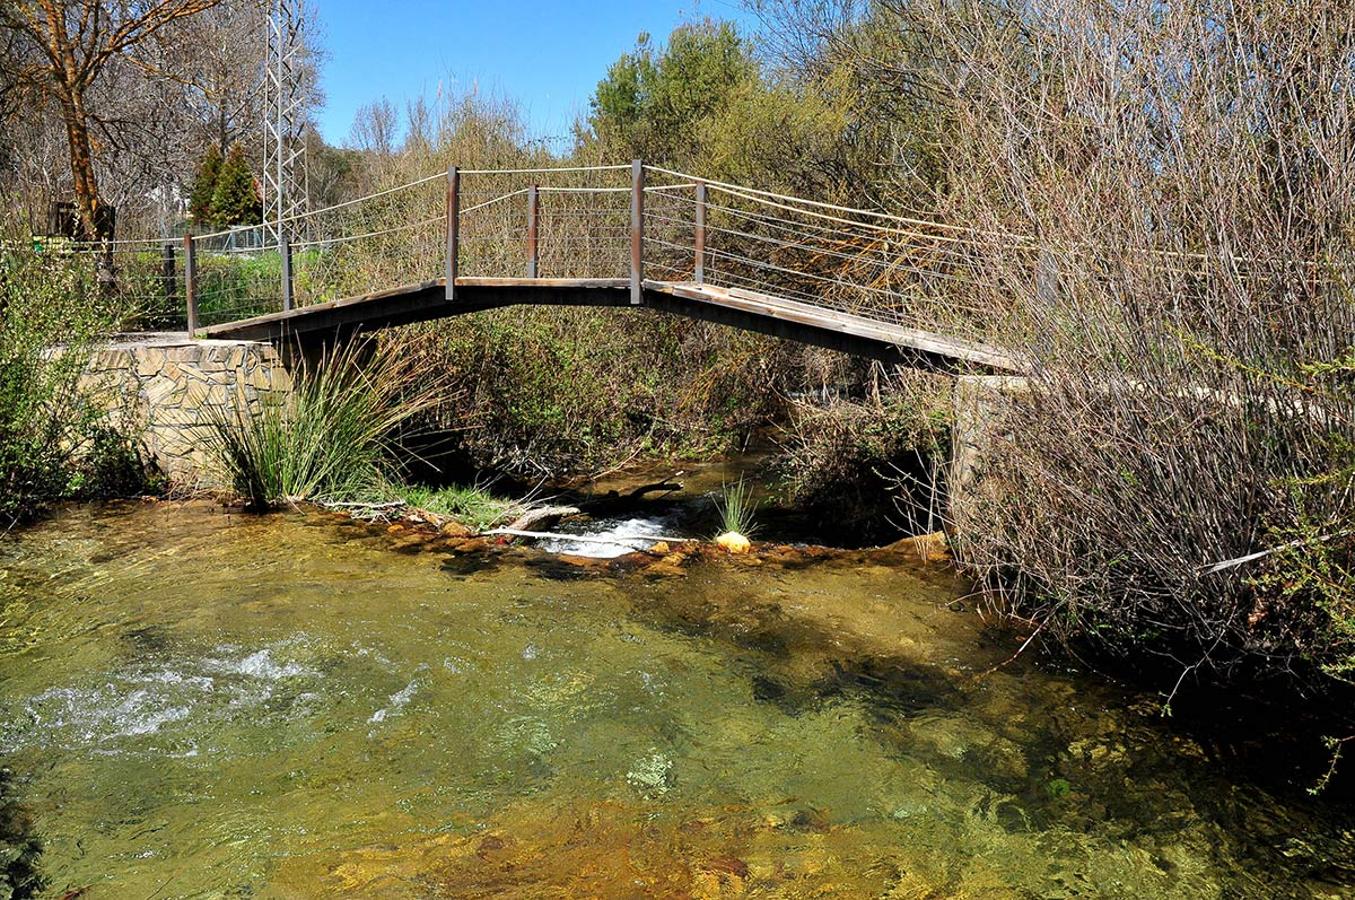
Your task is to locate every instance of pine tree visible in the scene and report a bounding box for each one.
[188,145,222,225]
[210,144,262,226]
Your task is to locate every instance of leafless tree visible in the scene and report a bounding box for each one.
[0,0,226,238]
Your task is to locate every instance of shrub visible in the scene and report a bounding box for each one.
[903,0,1355,685]
[782,378,951,543]
[189,145,223,225]
[0,244,146,527]
[209,144,261,226]
[399,307,799,478]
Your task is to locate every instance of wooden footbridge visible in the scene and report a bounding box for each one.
[143,162,1028,374]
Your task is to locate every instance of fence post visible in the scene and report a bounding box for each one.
[183,234,198,335]
[280,229,294,311]
[446,164,460,300]
[630,159,644,305]
[694,180,707,285]
[160,241,178,312]
[527,183,539,279]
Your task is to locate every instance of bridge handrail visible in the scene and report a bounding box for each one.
[67,156,1337,339]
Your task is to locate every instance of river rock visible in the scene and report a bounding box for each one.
[716,531,752,554]
[877,531,951,563]
[441,520,475,538]
[642,560,687,578]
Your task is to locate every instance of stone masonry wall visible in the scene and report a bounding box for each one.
[79,337,293,487]
[948,375,1030,541]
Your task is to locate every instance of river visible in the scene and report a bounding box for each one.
[0,501,1352,897]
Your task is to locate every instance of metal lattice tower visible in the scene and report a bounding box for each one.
[262,0,309,242]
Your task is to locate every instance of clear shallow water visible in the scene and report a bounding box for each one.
[0,504,1352,897]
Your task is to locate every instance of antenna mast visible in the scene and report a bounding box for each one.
[262,0,309,241]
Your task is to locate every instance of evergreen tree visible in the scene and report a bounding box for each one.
[188,144,222,225]
[586,21,755,164]
[209,144,261,226]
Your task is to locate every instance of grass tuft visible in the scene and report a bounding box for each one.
[399,483,516,532]
[714,478,759,538]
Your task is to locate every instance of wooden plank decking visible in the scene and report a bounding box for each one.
[201,277,1028,375]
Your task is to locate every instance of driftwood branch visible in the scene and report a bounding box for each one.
[1199,529,1352,575]
[484,528,690,547]
[506,505,581,532]
[622,480,682,499]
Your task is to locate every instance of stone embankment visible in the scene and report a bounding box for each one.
[80,334,292,486]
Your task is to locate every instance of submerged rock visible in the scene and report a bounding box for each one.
[626,750,675,798]
[440,520,475,538]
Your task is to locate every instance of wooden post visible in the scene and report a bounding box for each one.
[280,229,294,311]
[694,180,707,285]
[183,234,198,335]
[630,159,644,305]
[527,183,539,279]
[445,165,460,299]
[160,241,177,311]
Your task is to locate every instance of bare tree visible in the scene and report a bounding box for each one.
[0,0,225,238]
[173,0,266,156]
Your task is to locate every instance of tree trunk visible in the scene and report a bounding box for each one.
[60,87,104,239]
[59,84,116,292]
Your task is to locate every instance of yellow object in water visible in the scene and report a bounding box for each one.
[716,531,752,554]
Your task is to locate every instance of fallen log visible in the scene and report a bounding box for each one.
[506,505,582,532]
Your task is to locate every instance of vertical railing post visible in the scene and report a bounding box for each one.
[280,228,294,311]
[445,164,460,300]
[630,159,644,305]
[694,180,707,285]
[527,183,539,279]
[160,241,178,313]
[182,234,198,335]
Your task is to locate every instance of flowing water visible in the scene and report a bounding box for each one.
[0,502,1353,897]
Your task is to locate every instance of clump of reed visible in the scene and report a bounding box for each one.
[714,478,760,539]
[204,340,440,509]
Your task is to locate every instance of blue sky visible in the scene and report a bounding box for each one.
[314,0,757,149]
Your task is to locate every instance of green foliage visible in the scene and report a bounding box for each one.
[204,342,437,509]
[400,483,515,532]
[209,144,261,227]
[404,307,787,477]
[189,144,223,225]
[1249,351,1355,684]
[0,246,149,528]
[585,20,757,164]
[1044,778,1073,800]
[195,249,283,325]
[782,386,953,542]
[715,477,759,538]
[701,75,854,191]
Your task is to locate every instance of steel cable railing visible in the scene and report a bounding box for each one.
[12,159,1341,352]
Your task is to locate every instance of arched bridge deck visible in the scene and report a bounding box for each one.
[201,276,1024,374]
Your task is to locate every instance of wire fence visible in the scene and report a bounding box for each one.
[192,225,280,328]
[458,167,636,280]
[3,237,190,331]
